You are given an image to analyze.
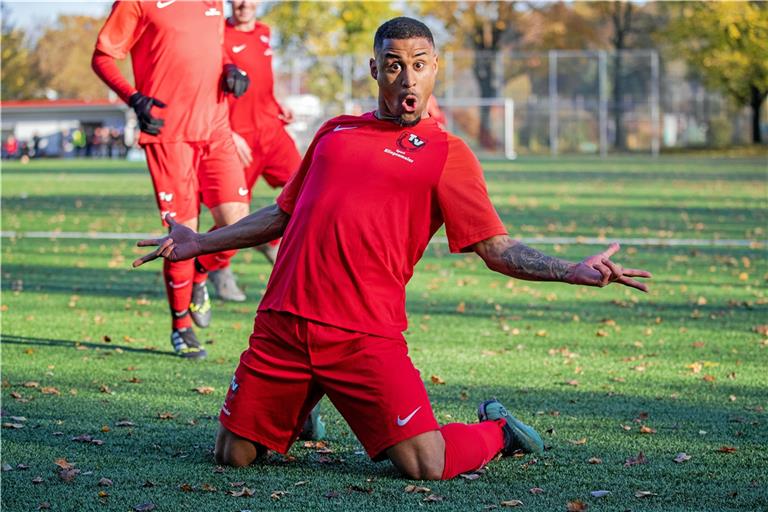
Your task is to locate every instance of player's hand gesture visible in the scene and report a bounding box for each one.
[129,92,166,135]
[222,64,250,98]
[565,243,651,292]
[132,215,202,267]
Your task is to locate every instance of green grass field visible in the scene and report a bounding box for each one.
[2,154,766,511]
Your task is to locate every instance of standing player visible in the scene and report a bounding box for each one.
[92,0,251,359]
[202,0,303,302]
[133,18,651,479]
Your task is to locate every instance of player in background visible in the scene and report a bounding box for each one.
[92,0,251,359]
[202,0,303,302]
[426,95,446,129]
[132,17,651,479]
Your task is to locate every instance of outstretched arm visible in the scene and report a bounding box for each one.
[473,235,651,292]
[133,203,289,267]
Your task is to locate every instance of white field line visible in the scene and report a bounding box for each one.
[1,231,764,248]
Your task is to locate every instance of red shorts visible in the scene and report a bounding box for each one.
[143,136,248,225]
[219,311,439,460]
[239,120,301,193]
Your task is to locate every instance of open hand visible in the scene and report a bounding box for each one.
[565,243,652,292]
[132,215,201,267]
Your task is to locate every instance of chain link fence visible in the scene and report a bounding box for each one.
[274,49,757,157]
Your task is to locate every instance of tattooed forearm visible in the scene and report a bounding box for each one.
[500,243,571,281]
[475,236,573,283]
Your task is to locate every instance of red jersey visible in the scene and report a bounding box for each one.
[224,20,281,133]
[259,113,507,338]
[95,0,230,144]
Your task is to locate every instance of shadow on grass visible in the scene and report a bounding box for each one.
[0,333,177,358]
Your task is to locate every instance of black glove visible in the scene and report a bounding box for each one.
[129,92,166,135]
[221,64,250,98]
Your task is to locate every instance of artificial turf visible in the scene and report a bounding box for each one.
[1,154,766,511]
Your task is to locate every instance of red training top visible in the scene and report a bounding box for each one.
[95,0,231,144]
[224,20,281,134]
[259,112,508,338]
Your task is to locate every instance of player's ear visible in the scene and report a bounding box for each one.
[369,57,378,80]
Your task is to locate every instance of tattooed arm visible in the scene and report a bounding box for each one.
[473,235,651,291]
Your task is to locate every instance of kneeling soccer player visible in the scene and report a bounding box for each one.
[133,17,651,479]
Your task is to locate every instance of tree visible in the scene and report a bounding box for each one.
[263,1,399,106]
[1,8,43,100]
[666,1,768,144]
[420,1,527,147]
[34,15,110,100]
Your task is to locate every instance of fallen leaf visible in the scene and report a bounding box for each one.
[271,490,289,500]
[703,374,716,382]
[460,472,481,480]
[37,502,50,510]
[294,480,309,486]
[2,423,24,429]
[116,420,135,427]
[590,490,611,498]
[634,490,657,498]
[157,412,175,420]
[2,464,13,472]
[349,485,373,493]
[142,480,156,487]
[58,468,80,482]
[54,458,73,470]
[98,477,113,486]
[587,457,602,464]
[10,391,23,399]
[23,381,40,388]
[423,494,444,502]
[228,487,255,497]
[430,375,445,385]
[717,446,737,453]
[40,387,60,395]
[229,481,245,487]
[624,452,648,467]
[569,437,587,445]
[639,425,657,434]
[16,463,29,470]
[323,491,339,499]
[193,386,215,395]
[566,500,588,511]
[529,487,545,494]
[405,484,431,493]
[179,483,194,492]
[133,503,156,512]
[456,302,466,313]
[501,499,523,507]
[673,452,691,463]
[32,476,44,484]
[200,483,217,492]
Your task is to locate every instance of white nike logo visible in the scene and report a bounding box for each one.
[333,125,357,132]
[168,280,190,289]
[238,187,248,196]
[396,406,422,427]
[204,7,221,16]
[232,44,246,54]
[156,0,177,8]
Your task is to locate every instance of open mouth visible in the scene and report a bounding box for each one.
[401,95,418,114]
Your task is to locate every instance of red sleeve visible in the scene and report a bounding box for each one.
[95,1,144,60]
[437,136,508,253]
[91,50,136,104]
[276,121,333,214]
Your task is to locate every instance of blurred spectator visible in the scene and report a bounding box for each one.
[32,132,41,158]
[72,128,86,156]
[3,135,19,159]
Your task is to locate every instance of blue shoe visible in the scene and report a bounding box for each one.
[298,404,326,441]
[171,328,208,360]
[478,398,543,455]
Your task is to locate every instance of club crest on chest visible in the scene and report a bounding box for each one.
[397,132,428,152]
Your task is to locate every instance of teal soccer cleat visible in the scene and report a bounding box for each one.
[477,398,544,455]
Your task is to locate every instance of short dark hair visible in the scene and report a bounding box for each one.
[373,17,434,53]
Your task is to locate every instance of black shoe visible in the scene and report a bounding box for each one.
[189,282,212,328]
[170,328,208,359]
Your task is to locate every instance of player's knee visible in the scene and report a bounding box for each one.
[214,444,252,468]
[398,458,443,481]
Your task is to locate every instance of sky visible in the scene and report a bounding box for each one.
[2,1,113,32]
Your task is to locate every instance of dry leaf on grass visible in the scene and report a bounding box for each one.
[430,375,446,385]
[501,499,523,507]
[423,494,444,502]
[98,477,113,486]
[590,490,611,498]
[624,452,648,467]
[587,457,602,464]
[634,490,657,498]
[193,386,215,395]
[228,487,255,497]
[404,484,431,493]
[673,452,691,463]
[717,446,737,453]
[566,500,588,511]
[529,487,544,494]
[133,503,156,512]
